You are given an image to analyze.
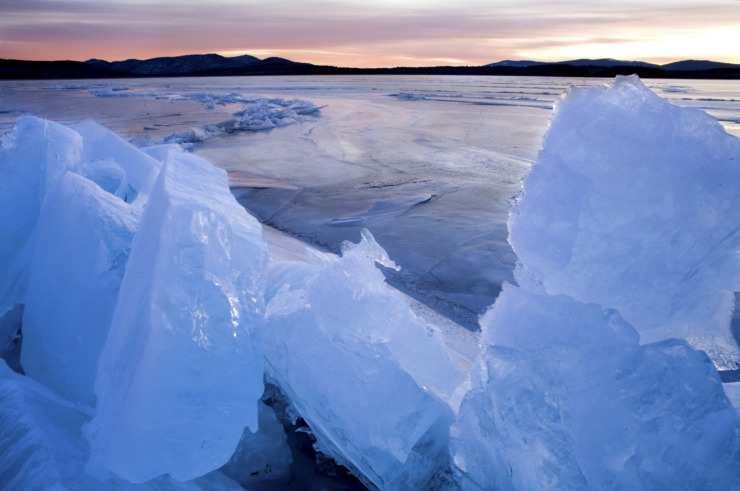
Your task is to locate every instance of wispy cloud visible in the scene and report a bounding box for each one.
[1,0,738,65]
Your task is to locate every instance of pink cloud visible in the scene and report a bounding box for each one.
[1,0,738,66]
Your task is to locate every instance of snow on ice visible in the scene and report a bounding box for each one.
[1,75,740,490]
[85,146,268,483]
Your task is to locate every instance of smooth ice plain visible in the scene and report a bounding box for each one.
[1,75,740,489]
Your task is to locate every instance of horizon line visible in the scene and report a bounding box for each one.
[4,52,739,70]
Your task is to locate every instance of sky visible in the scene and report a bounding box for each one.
[1,0,739,67]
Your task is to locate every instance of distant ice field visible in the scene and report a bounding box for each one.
[2,75,739,327]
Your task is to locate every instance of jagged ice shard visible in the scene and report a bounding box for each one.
[86,147,268,483]
[452,286,740,489]
[509,75,740,369]
[451,76,740,489]
[262,231,465,489]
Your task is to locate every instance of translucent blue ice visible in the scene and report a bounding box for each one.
[452,76,740,490]
[509,75,740,368]
[86,147,268,482]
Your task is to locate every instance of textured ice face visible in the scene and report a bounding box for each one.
[451,76,740,489]
[262,230,463,489]
[452,285,740,490]
[509,75,740,368]
[85,147,268,483]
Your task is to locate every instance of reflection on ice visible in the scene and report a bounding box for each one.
[2,76,739,328]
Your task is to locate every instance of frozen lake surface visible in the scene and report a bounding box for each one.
[3,75,740,490]
[3,75,739,327]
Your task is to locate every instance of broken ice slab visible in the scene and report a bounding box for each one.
[86,147,268,483]
[0,360,244,490]
[509,75,740,368]
[263,230,464,489]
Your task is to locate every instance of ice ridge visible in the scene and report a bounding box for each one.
[1,75,740,490]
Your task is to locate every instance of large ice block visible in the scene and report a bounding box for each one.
[86,147,268,483]
[451,285,740,490]
[262,230,463,489]
[0,115,81,347]
[509,75,740,368]
[21,171,138,406]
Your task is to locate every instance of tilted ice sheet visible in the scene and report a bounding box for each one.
[262,230,464,489]
[19,118,175,408]
[509,75,740,368]
[0,115,81,348]
[86,147,268,483]
[21,172,137,407]
[451,285,740,490]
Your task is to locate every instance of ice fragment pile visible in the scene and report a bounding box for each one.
[0,113,457,489]
[0,115,272,488]
[2,75,740,490]
[85,146,268,483]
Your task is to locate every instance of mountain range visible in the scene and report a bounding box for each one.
[1,54,739,79]
[486,58,740,71]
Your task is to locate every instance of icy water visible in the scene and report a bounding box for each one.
[2,75,739,327]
